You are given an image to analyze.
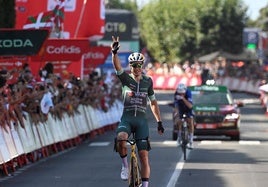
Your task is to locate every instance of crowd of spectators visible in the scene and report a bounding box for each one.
[0,63,122,130]
[145,56,267,84]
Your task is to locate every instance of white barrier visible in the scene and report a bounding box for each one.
[72,105,90,135]
[0,127,12,164]
[17,114,39,153]
[46,114,63,143]
[10,123,24,157]
[83,105,95,131]
[2,124,19,160]
[0,98,123,175]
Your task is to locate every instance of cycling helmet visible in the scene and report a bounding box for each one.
[176,83,187,93]
[128,52,145,64]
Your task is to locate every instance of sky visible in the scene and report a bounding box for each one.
[136,0,267,20]
[242,0,267,20]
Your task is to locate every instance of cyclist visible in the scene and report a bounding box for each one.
[111,36,164,187]
[174,83,194,149]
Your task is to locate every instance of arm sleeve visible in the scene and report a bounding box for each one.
[186,90,193,103]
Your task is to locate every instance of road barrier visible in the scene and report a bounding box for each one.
[150,74,261,95]
[151,73,266,112]
[150,74,202,90]
[0,99,123,176]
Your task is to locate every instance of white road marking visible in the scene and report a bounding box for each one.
[163,141,178,146]
[200,140,222,145]
[166,152,190,187]
[88,142,110,146]
[239,140,261,145]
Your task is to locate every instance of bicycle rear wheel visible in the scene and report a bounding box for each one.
[128,156,142,187]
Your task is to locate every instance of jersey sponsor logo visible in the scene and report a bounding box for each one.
[124,91,148,111]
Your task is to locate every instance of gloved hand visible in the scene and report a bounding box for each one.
[176,95,183,100]
[157,121,164,133]
[111,40,120,54]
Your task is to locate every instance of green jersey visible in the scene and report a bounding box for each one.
[117,70,156,115]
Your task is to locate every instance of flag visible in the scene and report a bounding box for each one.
[23,0,65,31]
[23,11,54,29]
[53,0,65,22]
[52,0,65,30]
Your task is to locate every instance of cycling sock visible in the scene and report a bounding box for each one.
[189,133,194,143]
[142,178,149,187]
[178,130,182,139]
[120,154,128,168]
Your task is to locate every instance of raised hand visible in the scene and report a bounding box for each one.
[111,36,120,54]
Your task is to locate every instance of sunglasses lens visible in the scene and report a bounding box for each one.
[132,64,142,68]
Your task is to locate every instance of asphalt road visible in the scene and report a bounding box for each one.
[0,91,267,187]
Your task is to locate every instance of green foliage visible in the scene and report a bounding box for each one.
[255,4,268,31]
[139,0,247,63]
[107,0,138,12]
[0,0,15,28]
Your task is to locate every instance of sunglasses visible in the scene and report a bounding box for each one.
[131,63,143,68]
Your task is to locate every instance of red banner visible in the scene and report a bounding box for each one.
[82,46,111,75]
[15,0,105,40]
[0,56,29,70]
[31,39,89,61]
[29,46,110,78]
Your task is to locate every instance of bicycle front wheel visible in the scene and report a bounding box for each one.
[181,126,187,160]
[182,143,187,160]
[129,156,142,187]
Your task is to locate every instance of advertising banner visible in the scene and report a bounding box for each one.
[243,28,260,48]
[31,39,90,61]
[0,56,28,70]
[0,29,49,56]
[82,46,111,75]
[101,9,139,41]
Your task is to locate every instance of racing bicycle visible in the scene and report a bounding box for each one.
[115,133,142,187]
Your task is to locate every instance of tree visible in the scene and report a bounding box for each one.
[139,0,247,63]
[256,5,268,31]
[198,0,247,54]
[106,0,138,12]
[0,0,15,28]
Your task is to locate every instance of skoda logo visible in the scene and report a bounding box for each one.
[0,39,33,48]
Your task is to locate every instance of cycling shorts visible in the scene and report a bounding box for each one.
[116,111,151,151]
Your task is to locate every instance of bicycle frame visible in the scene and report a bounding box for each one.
[127,138,142,187]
